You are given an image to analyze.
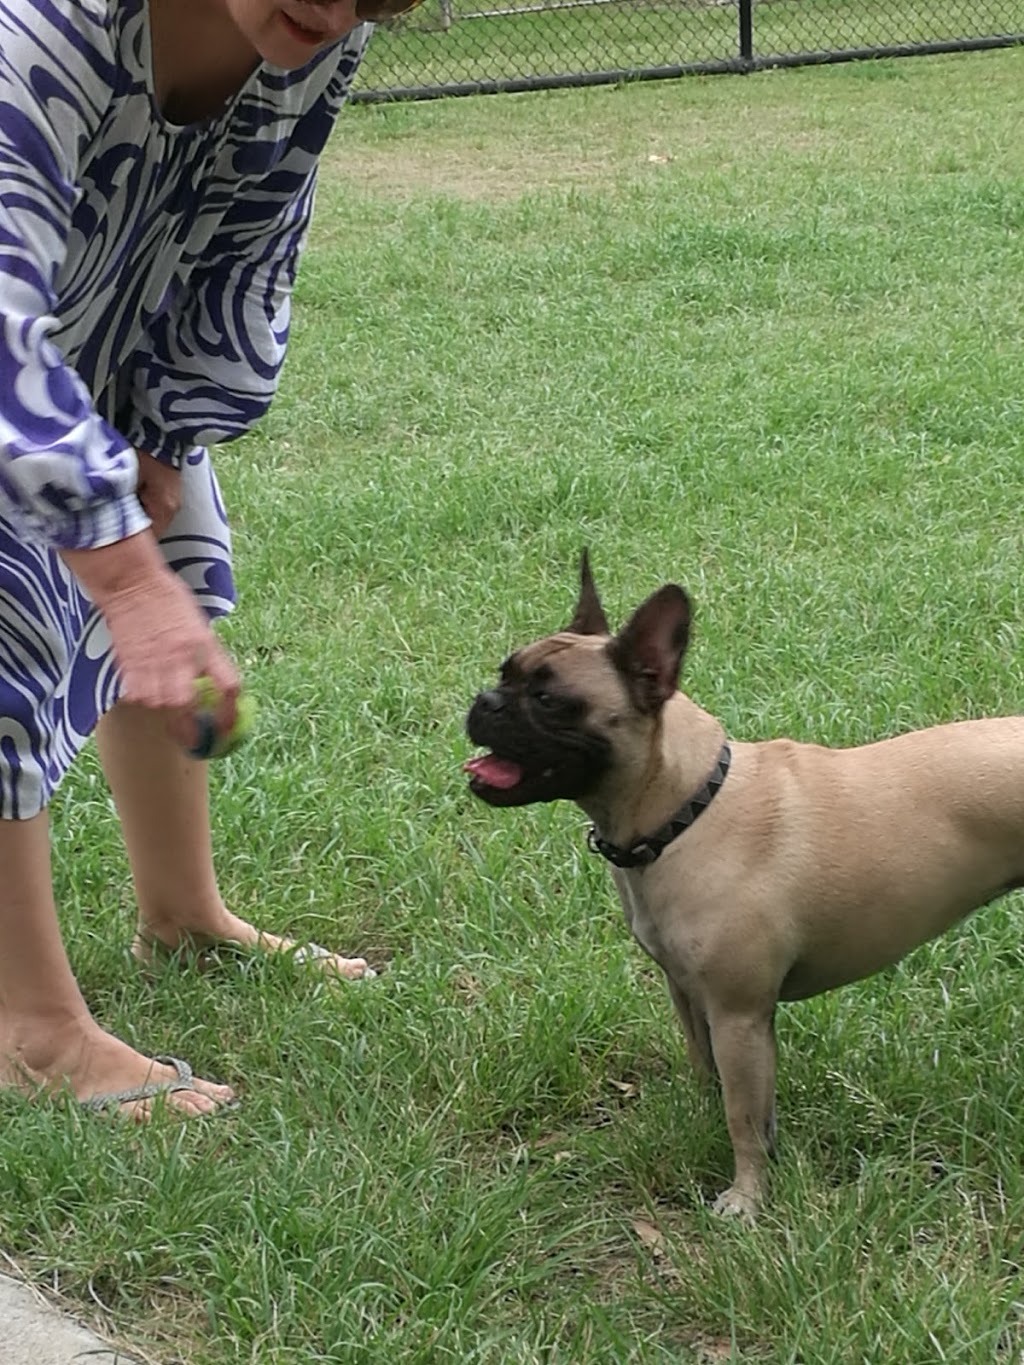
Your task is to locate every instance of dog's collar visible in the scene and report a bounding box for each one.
[586,742,732,870]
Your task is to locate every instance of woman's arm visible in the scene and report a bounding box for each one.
[0,2,151,550]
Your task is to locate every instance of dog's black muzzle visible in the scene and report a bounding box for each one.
[464,688,612,807]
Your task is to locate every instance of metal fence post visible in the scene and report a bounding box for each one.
[738,0,754,66]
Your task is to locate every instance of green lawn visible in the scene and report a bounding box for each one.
[4,46,1024,1364]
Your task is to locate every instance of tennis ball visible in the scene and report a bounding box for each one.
[189,676,256,760]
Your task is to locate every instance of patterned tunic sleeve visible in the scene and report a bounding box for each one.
[0,1,147,551]
[117,37,368,469]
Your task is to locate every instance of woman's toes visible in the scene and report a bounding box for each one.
[194,1078,237,1106]
[288,942,373,979]
[118,1090,217,1121]
[328,954,371,980]
[167,1084,234,1116]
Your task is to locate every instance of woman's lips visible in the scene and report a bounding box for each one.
[280,11,329,44]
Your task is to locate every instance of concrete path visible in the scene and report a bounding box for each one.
[0,1272,143,1364]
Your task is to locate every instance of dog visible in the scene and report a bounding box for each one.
[464,552,1024,1219]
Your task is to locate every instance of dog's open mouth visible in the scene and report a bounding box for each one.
[463,753,524,791]
[463,749,563,807]
[463,693,613,807]
[463,733,611,807]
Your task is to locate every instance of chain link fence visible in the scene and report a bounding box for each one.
[351,0,1024,101]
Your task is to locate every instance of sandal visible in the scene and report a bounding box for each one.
[79,1054,236,1114]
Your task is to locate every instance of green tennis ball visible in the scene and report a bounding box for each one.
[190,676,256,760]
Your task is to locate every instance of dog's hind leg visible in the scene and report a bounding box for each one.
[666,978,715,1082]
[707,1006,778,1221]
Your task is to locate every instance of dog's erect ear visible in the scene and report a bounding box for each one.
[565,549,611,636]
[610,584,692,714]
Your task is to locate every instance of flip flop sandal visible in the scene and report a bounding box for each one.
[79,1055,235,1114]
[132,936,377,980]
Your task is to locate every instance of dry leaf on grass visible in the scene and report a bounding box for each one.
[607,1078,638,1098]
[693,1336,739,1364]
[632,1218,668,1256]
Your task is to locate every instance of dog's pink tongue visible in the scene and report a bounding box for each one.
[464,754,523,789]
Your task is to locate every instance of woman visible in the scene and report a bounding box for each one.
[0,0,410,1117]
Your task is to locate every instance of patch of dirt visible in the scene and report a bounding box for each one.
[323,104,837,203]
[324,140,633,201]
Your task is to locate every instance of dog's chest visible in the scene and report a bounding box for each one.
[613,870,670,965]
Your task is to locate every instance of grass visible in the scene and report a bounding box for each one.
[3,45,1024,1364]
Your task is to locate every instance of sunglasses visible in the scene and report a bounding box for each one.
[355,0,424,20]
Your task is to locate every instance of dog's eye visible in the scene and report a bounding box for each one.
[532,687,558,708]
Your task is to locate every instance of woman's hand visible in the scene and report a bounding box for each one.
[136,449,183,539]
[60,531,239,745]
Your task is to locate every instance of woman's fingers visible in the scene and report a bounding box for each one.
[61,533,242,746]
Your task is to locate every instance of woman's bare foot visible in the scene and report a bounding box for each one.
[0,1016,236,1120]
[133,908,372,980]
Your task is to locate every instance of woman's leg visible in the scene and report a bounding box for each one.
[95,702,370,978]
[0,810,235,1116]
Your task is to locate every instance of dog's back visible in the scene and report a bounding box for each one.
[688,717,1024,1000]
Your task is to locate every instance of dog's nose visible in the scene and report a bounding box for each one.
[475,689,506,714]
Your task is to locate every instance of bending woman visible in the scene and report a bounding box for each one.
[0,0,405,1116]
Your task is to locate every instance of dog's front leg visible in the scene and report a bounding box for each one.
[666,978,715,1082]
[707,1007,778,1221]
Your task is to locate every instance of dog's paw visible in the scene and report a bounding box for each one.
[711,1186,760,1222]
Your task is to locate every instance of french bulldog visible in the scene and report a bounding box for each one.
[464,553,1024,1218]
